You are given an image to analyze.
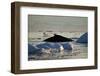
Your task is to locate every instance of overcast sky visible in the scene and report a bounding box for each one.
[28,15,88,32]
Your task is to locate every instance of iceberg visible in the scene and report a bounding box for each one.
[36,42,60,49]
[76,32,88,43]
[28,42,72,56]
[61,43,72,50]
[28,44,41,55]
[36,42,72,51]
[36,43,50,49]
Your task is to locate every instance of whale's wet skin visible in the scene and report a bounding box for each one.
[28,41,87,60]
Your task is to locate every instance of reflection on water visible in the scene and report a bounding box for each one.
[28,40,88,60]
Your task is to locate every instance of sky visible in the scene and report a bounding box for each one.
[28,15,88,32]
